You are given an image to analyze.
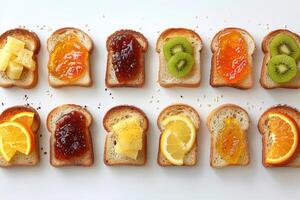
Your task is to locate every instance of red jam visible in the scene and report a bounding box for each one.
[54,111,88,160]
[216,31,250,84]
[110,32,143,83]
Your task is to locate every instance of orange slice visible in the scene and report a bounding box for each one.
[266,113,298,165]
[0,121,33,161]
[9,111,34,128]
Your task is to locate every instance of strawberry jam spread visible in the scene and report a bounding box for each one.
[216,31,249,83]
[110,32,142,83]
[54,111,88,160]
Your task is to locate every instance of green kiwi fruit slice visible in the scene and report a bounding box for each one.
[267,54,298,83]
[163,37,193,61]
[167,52,194,78]
[270,34,300,61]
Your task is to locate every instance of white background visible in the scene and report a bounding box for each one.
[0,0,300,199]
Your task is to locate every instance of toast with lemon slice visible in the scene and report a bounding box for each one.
[207,104,250,168]
[258,105,300,167]
[103,105,149,166]
[157,104,200,166]
[0,28,40,88]
[0,106,40,167]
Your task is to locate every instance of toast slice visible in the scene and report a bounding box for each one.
[156,28,203,87]
[258,105,300,167]
[105,30,148,87]
[0,105,40,167]
[260,29,300,89]
[47,27,93,88]
[210,28,255,89]
[207,104,250,168]
[103,105,149,166]
[0,28,40,88]
[47,104,94,167]
[157,104,200,166]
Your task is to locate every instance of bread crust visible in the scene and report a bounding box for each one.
[47,104,94,167]
[156,28,203,88]
[103,105,149,166]
[105,29,148,88]
[0,105,40,167]
[47,27,93,88]
[0,28,40,89]
[260,29,300,89]
[210,27,255,90]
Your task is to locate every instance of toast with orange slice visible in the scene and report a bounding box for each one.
[0,106,40,167]
[258,105,300,167]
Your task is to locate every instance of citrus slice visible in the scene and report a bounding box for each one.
[266,113,298,165]
[9,111,35,128]
[0,121,33,161]
[160,115,196,165]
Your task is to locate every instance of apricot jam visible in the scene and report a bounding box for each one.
[54,111,88,160]
[110,32,142,83]
[216,31,249,83]
[49,33,88,82]
[216,118,246,164]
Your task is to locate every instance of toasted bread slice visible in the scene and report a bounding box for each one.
[0,29,40,89]
[103,105,149,166]
[156,28,203,88]
[260,29,300,89]
[105,30,148,88]
[47,104,94,167]
[207,104,250,168]
[0,106,40,167]
[47,27,93,88]
[210,28,255,89]
[258,105,300,167]
[157,104,200,166]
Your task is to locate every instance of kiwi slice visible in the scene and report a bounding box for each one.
[267,54,298,83]
[270,34,300,61]
[167,52,194,78]
[163,37,193,61]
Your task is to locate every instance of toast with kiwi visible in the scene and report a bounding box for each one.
[157,104,200,166]
[106,30,148,88]
[260,29,300,89]
[103,105,149,166]
[47,27,93,88]
[207,104,250,168]
[210,28,255,89]
[0,106,40,167]
[258,105,300,167]
[47,104,94,167]
[0,28,40,88]
[156,28,203,88]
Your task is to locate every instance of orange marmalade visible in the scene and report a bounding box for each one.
[216,31,249,83]
[48,34,88,82]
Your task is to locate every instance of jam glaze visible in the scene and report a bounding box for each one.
[216,30,250,84]
[54,111,88,160]
[110,32,143,83]
[48,33,89,82]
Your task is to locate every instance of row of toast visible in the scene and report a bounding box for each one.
[1,27,300,89]
[1,103,299,168]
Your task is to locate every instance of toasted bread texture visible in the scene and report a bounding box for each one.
[103,105,149,166]
[47,27,93,88]
[260,29,300,89]
[105,30,148,88]
[47,104,94,167]
[0,106,40,167]
[207,104,250,168]
[156,28,203,88]
[157,104,200,166]
[210,28,255,89]
[0,28,40,89]
[258,105,300,167]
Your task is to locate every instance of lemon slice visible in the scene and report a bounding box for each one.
[160,115,196,165]
[9,111,35,128]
